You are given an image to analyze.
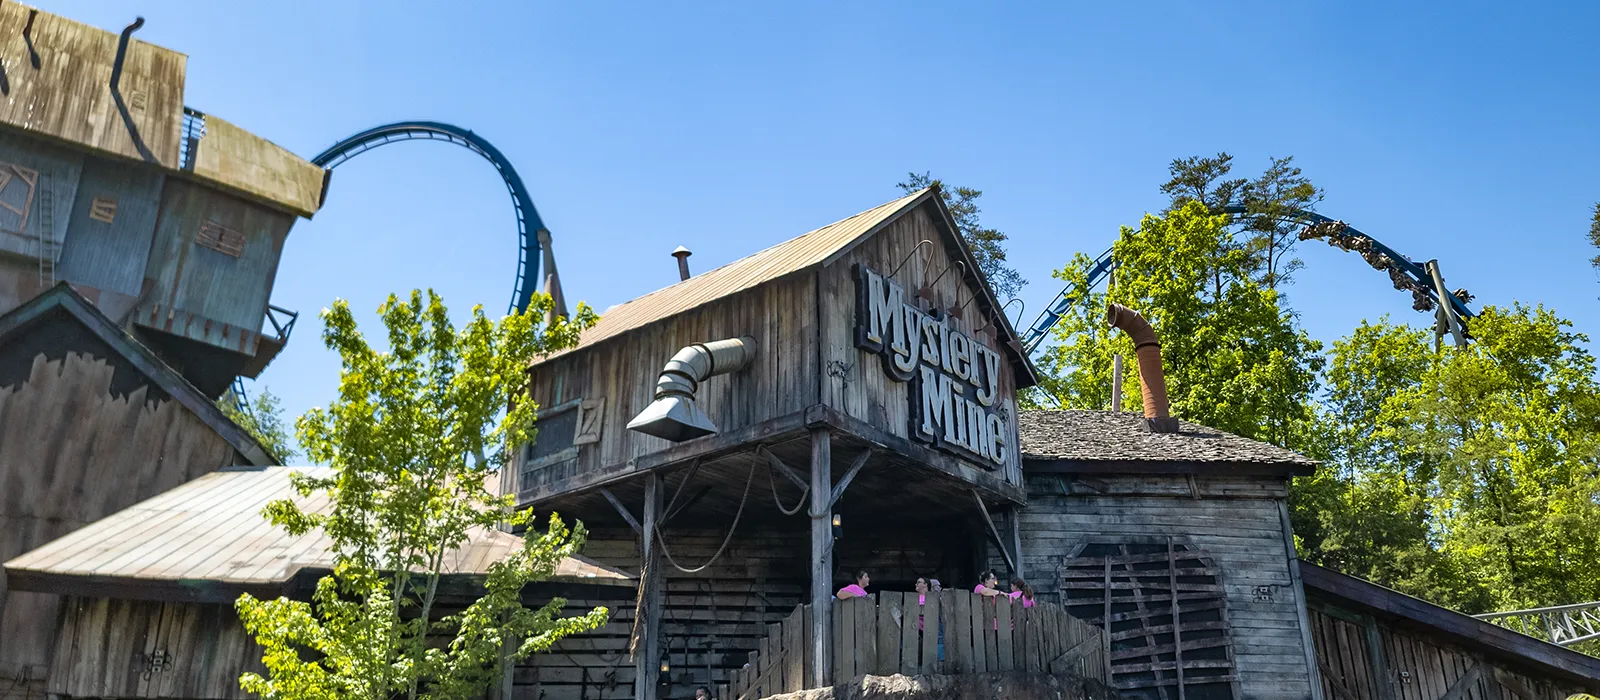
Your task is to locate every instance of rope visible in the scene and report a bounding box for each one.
[657,457,757,574]
[761,447,809,516]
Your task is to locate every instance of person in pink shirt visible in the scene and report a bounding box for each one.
[973,571,1003,597]
[1009,578,1036,608]
[836,571,870,599]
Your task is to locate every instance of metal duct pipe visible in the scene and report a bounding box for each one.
[627,336,758,441]
[1105,303,1178,433]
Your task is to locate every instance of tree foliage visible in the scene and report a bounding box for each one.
[1589,201,1600,271]
[1300,306,1600,613]
[218,386,298,464]
[1039,154,1600,629]
[898,172,1026,300]
[1161,153,1323,289]
[235,290,608,700]
[1030,202,1324,449]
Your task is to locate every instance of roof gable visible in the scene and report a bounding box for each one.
[0,283,276,465]
[538,188,1036,382]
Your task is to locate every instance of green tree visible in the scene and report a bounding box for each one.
[235,290,608,700]
[1588,202,1600,271]
[1030,202,1324,448]
[219,386,298,464]
[1303,306,1600,613]
[1162,153,1323,289]
[898,172,1026,300]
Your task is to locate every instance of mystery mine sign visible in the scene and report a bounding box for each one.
[853,264,1009,469]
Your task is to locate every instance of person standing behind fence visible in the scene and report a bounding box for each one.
[836,571,871,599]
[974,571,1003,597]
[1009,577,1037,608]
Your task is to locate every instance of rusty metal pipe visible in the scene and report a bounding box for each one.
[1105,303,1178,433]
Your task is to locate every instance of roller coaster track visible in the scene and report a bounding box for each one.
[1020,205,1476,355]
[1476,601,1600,648]
[310,121,564,318]
[231,122,563,423]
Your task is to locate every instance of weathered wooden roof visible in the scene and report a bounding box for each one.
[4,466,633,598]
[1301,561,1600,689]
[0,4,326,218]
[0,283,275,465]
[538,190,929,362]
[1018,409,1317,475]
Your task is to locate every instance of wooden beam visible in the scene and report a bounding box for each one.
[816,405,1026,505]
[634,474,664,700]
[1025,457,1315,478]
[599,487,642,534]
[1004,505,1025,583]
[809,427,833,687]
[1280,500,1327,700]
[664,485,713,525]
[1362,613,1396,700]
[971,490,1016,576]
[1438,663,1482,700]
[828,449,874,508]
[762,446,809,491]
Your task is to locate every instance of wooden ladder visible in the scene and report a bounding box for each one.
[36,173,54,288]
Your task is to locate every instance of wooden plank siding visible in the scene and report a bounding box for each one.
[1006,472,1317,700]
[0,351,240,685]
[1307,601,1591,700]
[516,519,981,698]
[815,204,1024,489]
[516,194,1028,508]
[45,597,264,700]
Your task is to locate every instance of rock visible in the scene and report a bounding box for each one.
[754,672,1121,700]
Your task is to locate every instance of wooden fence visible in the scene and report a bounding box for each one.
[719,590,1107,700]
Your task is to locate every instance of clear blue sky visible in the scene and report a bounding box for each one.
[48,2,1600,445]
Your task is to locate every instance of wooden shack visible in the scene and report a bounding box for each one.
[1302,562,1600,700]
[0,285,275,698]
[0,3,327,397]
[3,466,635,700]
[509,188,1048,699]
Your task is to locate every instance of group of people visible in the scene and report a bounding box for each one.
[836,570,1036,607]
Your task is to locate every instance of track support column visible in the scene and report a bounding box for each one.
[809,428,833,687]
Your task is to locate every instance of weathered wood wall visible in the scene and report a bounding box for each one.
[816,205,1023,488]
[1009,473,1316,700]
[1308,600,1586,700]
[518,200,1026,501]
[518,272,820,497]
[517,519,979,699]
[44,597,264,700]
[0,350,241,688]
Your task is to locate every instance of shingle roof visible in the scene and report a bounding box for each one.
[535,190,929,363]
[1018,410,1317,474]
[4,466,632,593]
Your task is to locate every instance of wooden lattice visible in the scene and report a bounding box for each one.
[1059,539,1239,700]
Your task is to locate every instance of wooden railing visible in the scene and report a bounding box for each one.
[719,590,1107,700]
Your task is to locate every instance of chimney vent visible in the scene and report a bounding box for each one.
[672,246,692,281]
[1105,303,1178,433]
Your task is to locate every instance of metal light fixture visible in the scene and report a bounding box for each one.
[832,513,842,540]
[628,337,757,442]
[660,658,671,674]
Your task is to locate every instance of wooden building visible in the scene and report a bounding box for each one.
[1302,562,1600,700]
[1012,410,1323,699]
[508,188,1046,699]
[0,285,276,698]
[0,3,327,398]
[3,466,635,700]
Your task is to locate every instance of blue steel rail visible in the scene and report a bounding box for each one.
[310,122,549,316]
[1019,206,1475,355]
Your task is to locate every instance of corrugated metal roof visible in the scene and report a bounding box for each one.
[536,189,930,363]
[3,466,632,585]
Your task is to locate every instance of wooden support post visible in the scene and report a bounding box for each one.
[1004,505,1025,583]
[972,490,1016,576]
[809,428,833,687]
[635,474,665,700]
[1280,500,1327,700]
